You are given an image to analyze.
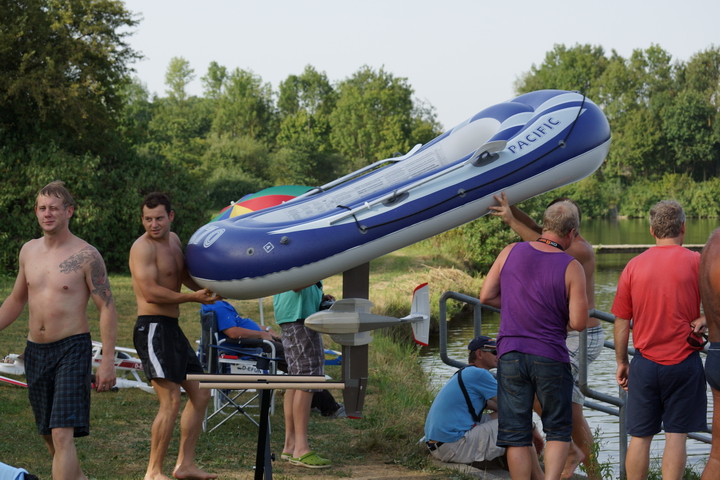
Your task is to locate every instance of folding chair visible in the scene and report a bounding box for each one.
[197,310,279,433]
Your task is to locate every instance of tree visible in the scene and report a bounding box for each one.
[0,0,140,155]
[200,134,274,208]
[146,58,213,171]
[273,66,342,185]
[0,141,210,273]
[515,44,608,100]
[679,47,720,178]
[515,44,710,182]
[210,68,276,141]
[329,66,418,168]
[202,61,228,100]
[603,108,667,179]
[117,77,155,146]
[409,99,442,148]
[661,89,717,179]
[165,56,196,105]
[277,66,336,150]
[278,65,336,118]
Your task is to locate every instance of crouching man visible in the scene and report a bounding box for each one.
[424,336,544,478]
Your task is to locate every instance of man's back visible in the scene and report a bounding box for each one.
[612,245,701,365]
[498,242,577,362]
[566,234,596,309]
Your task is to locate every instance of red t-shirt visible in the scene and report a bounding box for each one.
[612,245,701,365]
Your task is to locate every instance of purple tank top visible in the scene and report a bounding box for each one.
[497,242,574,363]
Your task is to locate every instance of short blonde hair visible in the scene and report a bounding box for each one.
[542,201,579,237]
[37,180,75,209]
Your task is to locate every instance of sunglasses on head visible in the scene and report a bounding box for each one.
[687,332,708,348]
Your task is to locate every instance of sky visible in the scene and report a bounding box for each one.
[121,0,719,130]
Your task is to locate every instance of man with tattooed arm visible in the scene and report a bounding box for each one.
[0,180,118,480]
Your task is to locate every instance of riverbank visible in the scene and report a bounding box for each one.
[0,260,457,479]
[1,245,586,479]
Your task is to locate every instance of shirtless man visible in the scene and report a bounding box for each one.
[488,192,602,479]
[0,181,118,480]
[129,192,220,480]
[700,228,720,480]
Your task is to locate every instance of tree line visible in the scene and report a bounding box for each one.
[437,42,720,272]
[0,0,440,273]
[1,1,719,274]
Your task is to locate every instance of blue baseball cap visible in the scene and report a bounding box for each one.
[468,336,496,351]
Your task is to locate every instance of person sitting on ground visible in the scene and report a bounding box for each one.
[200,300,345,418]
[424,336,545,479]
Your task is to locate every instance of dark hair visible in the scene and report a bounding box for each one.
[37,180,75,209]
[468,349,479,364]
[141,192,172,215]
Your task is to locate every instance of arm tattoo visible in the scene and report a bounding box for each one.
[59,246,114,308]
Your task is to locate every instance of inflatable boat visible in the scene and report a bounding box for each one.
[187,90,611,299]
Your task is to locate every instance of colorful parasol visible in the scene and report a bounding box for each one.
[211,185,313,222]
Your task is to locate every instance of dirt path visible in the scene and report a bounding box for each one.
[210,455,452,479]
[214,455,515,479]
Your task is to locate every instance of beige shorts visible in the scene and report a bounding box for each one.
[567,325,605,404]
[429,415,505,464]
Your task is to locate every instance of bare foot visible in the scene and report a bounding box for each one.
[561,442,584,479]
[173,465,218,480]
[144,474,173,480]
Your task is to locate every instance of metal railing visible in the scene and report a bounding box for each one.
[436,292,712,479]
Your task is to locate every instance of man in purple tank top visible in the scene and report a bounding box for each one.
[480,201,588,480]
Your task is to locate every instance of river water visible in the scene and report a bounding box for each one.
[419,217,720,475]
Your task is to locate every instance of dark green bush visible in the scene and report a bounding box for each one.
[0,140,209,273]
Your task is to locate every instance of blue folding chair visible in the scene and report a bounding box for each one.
[197,310,279,433]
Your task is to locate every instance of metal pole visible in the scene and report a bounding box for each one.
[254,389,273,480]
[619,388,627,480]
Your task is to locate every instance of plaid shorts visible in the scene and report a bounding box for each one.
[280,322,325,392]
[25,333,92,437]
[566,325,605,404]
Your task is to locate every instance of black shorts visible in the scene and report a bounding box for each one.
[707,343,720,391]
[133,315,204,384]
[25,333,92,437]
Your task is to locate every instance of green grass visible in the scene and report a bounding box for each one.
[0,244,476,479]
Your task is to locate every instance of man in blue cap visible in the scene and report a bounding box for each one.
[424,336,543,477]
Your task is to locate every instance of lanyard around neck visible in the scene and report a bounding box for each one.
[536,237,564,251]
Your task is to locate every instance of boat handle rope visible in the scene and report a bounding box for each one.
[337,93,588,235]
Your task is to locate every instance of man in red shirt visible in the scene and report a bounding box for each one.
[612,200,707,480]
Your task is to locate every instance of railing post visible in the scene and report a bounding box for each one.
[435,296,709,479]
[619,388,627,480]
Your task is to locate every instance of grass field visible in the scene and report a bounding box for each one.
[0,242,483,479]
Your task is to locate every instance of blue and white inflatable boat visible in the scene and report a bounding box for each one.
[187,90,611,299]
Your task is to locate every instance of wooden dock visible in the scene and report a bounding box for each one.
[592,244,704,253]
